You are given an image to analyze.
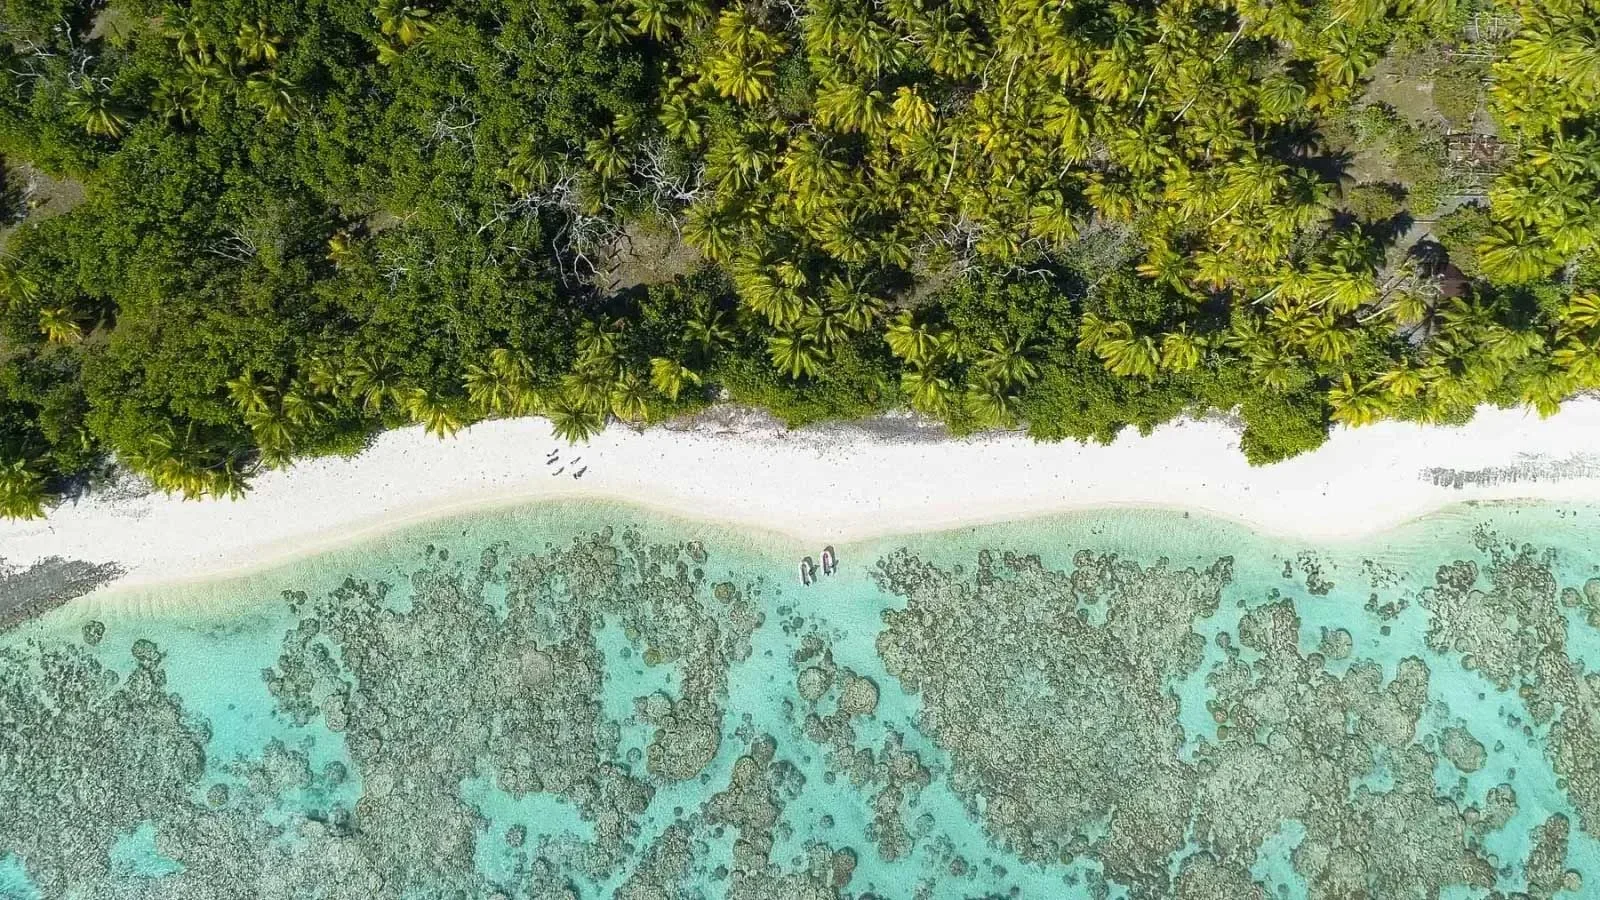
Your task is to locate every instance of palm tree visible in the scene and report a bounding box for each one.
[226,372,274,414]
[464,349,536,416]
[814,79,888,134]
[901,366,953,416]
[1560,293,1600,336]
[630,0,674,40]
[1385,290,1431,329]
[38,307,82,344]
[1255,74,1307,121]
[403,388,464,437]
[244,407,295,462]
[574,321,620,370]
[682,202,740,261]
[1374,364,1425,400]
[586,126,631,179]
[1327,375,1389,427]
[206,461,252,501]
[67,86,130,139]
[812,208,872,265]
[1302,265,1377,315]
[963,383,1020,430]
[164,9,212,63]
[649,357,700,401]
[885,311,941,367]
[1028,191,1079,248]
[0,258,39,309]
[704,9,780,105]
[327,231,357,267]
[1078,313,1114,354]
[345,353,405,414]
[500,140,556,195]
[236,19,282,64]
[976,335,1040,388]
[684,304,734,356]
[1304,315,1355,364]
[152,81,198,126]
[245,72,298,124]
[889,86,936,145]
[0,458,47,520]
[373,0,434,47]
[1158,330,1203,373]
[609,372,651,422]
[659,92,704,146]
[799,302,851,351]
[824,276,883,333]
[172,57,226,116]
[1478,222,1562,284]
[561,368,613,412]
[548,395,606,443]
[126,424,244,500]
[1093,321,1159,379]
[581,0,630,48]
[1518,362,1572,418]
[1250,349,1302,392]
[768,332,826,380]
[1554,339,1600,386]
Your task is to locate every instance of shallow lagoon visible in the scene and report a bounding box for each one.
[4,500,1600,898]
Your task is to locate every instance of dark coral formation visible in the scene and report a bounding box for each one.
[0,555,125,631]
[871,546,1543,899]
[875,548,1229,888]
[1423,530,1600,870]
[0,634,383,899]
[2,518,1597,898]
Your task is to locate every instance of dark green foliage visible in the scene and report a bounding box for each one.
[0,0,1594,516]
[1432,59,1487,128]
[1345,182,1407,223]
[1237,391,1331,465]
[1435,204,1493,279]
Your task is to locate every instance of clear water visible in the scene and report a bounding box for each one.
[4,499,1600,898]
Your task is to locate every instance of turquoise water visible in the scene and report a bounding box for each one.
[4,499,1600,898]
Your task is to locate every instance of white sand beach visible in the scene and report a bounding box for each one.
[5,401,1600,592]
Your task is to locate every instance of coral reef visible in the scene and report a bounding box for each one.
[3,516,1596,898]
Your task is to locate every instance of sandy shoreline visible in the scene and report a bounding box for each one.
[5,401,1600,595]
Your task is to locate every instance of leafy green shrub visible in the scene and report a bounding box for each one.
[1345,182,1407,222]
[1432,61,1487,129]
[1433,204,1492,278]
[1237,391,1329,465]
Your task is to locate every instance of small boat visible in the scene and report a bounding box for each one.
[553,466,565,476]
[821,546,837,575]
[545,455,559,466]
[572,466,588,479]
[800,557,816,586]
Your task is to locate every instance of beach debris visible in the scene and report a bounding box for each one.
[821,546,837,575]
[573,467,588,479]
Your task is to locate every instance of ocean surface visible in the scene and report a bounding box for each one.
[5,499,1600,899]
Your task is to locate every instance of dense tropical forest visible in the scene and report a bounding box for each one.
[0,0,1596,517]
